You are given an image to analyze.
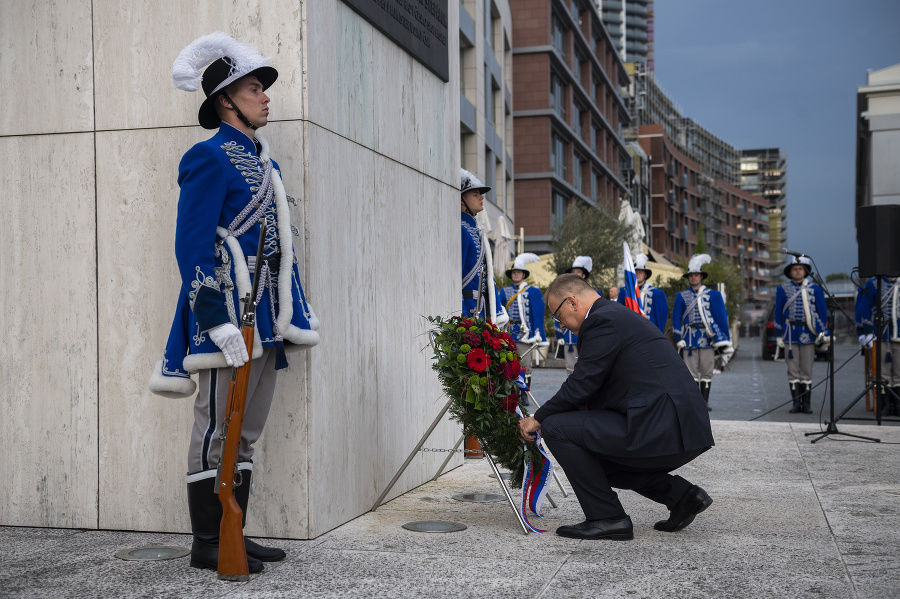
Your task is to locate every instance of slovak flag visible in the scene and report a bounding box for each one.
[622,242,644,316]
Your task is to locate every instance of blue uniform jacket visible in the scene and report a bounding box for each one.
[672,286,729,349]
[149,124,319,398]
[856,277,900,341]
[461,212,502,320]
[500,283,547,344]
[773,279,828,345]
[618,283,668,333]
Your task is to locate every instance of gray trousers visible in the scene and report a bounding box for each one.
[682,347,714,383]
[188,348,277,475]
[516,341,534,373]
[878,341,900,386]
[786,343,815,384]
[564,344,579,375]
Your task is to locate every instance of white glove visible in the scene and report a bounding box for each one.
[676,340,686,350]
[208,323,249,368]
[815,332,831,346]
[859,334,875,348]
[718,342,735,361]
[776,337,785,349]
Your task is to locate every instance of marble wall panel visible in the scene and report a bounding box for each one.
[0,133,98,528]
[305,124,379,536]
[240,120,311,539]
[0,0,94,136]
[95,122,311,536]
[92,0,304,131]
[95,126,208,533]
[305,1,375,150]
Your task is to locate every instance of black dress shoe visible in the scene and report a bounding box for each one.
[556,516,634,540]
[654,485,712,532]
[246,538,286,562]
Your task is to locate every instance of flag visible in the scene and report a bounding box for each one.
[622,242,644,316]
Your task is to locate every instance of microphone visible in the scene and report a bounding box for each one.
[782,248,807,258]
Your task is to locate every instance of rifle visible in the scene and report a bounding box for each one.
[215,223,267,581]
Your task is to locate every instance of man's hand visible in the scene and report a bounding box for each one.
[208,323,249,367]
[518,416,541,442]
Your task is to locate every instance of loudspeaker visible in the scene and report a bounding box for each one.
[858,204,900,277]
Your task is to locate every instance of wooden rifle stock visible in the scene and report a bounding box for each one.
[216,224,267,581]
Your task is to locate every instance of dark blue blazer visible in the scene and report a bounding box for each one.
[535,298,714,458]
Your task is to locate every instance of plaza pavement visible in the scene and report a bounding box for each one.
[2,342,899,598]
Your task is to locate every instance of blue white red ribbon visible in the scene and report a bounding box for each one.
[516,406,553,533]
[622,242,644,317]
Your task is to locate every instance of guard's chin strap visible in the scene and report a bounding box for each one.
[461,196,475,217]
[221,92,258,131]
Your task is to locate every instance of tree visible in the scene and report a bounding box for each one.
[825,272,850,282]
[655,256,743,341]
[549,203,636,292]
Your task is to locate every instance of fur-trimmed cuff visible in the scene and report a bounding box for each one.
[307,304,320,331]
[182,344,264,373]
[282,323,321,353]
[148,360,197,398]
[713,340,732,349]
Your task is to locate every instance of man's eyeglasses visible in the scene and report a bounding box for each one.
[552,296,571,324]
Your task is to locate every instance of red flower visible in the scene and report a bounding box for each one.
[486,336,503,349]
[500,359,521,380]
[463,332,482,347]
[501,393,519,412]
[466,348,491,373]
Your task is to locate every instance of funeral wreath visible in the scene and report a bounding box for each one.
[427,315,543,487]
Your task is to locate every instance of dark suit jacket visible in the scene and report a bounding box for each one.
[535,298,714,458]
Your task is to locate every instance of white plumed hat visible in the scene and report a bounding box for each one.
[460,168,492,195]
[566,255,593,277]
[634,253,652,277]
[172,32,278,129]
[783,254,812,278]
[506,253,540,279]
[683,254,711,280]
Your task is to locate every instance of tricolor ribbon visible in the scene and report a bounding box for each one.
[516,406,554,533]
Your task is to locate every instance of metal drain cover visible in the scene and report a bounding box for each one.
[401,520,467,533]
[487,472,511,480]
[452,493,505,503]
[115,546,190,561]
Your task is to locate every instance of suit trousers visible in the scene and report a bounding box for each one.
[188,347,277,474]
[541,411,706,520]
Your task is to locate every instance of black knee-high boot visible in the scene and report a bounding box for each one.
[234,470,287,562]
[788,383,801,413]
[700,381,711,411]
[801,383,813,414]
[187,474,264,573]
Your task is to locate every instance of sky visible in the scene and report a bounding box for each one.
[651,0,900,277]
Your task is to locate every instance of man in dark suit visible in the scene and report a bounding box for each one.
[518,274,715,540]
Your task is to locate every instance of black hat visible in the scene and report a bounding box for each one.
[783,255,812,279]
[172,32,278,129]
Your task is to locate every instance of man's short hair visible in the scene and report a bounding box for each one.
[545,273,592,305]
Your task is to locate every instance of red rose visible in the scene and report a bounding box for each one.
[500,359,521,380]
[501,393,519,412]
[466,348,491,373]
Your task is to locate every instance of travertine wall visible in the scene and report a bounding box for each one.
[0,0,461,539]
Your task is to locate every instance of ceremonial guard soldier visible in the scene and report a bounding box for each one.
[856,275,900,415]
[460,169,508,325]
[555,256,599,375]
[501,253,549,385]
[617,253,668,333]
[672,254,733,410]
[773,255,830,414]
[148,33,320,573]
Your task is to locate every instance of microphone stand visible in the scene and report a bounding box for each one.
[806,271,887,443]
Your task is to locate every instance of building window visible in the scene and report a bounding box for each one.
[552,191,567,228]
[591,123,599,154]
[573,153,584,193]
[573,103,584,139]
[551,132,568,181]
[550,73,567,121]
[552,14,567,60]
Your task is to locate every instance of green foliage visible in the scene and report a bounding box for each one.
[549,204,636,292]
[426,315,542,487]
[696,224,707,254]
[655,256,743,337]
[825,272,850,282]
